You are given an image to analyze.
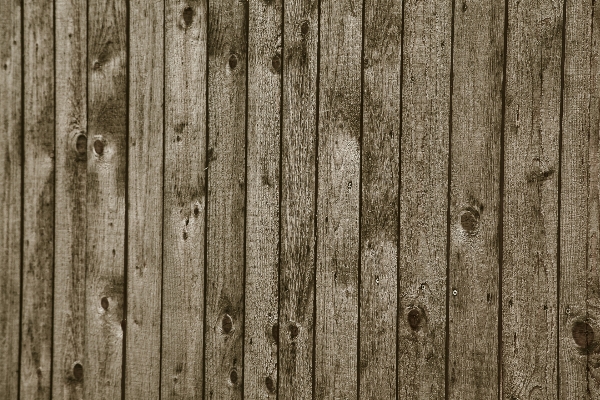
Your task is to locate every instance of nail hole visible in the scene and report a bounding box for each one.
[73,362,83,381]
[101,297,109,310]
[229,54,238,69]
[452,289,458,296]
[93,140,104,156]
[222,314,233,334]
[182,7,194,26]
[407,309,422,331]
[265,376,275,393]
[572,321,594,349]
[76,134,87,155]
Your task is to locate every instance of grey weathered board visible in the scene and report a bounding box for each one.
[3,0,600,398]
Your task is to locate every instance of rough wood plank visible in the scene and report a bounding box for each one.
[560,0,595,397]
[448,0,504,398]
[161,0,207,398]
[20,0,55,396]
[502,0,562,398]
[205,0,247,397]
[244,0,281,398]
[314,1,362,398]
[125,0,164,397]
[278,0,319,397]
[53,0,87,397]
[0,0,22,396]
[397,0,451,397]
[85,0,127,395]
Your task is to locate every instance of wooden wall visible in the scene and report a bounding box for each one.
[1,0,599,398]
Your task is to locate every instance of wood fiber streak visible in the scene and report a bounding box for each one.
[161,0,207,398]
[21,0,55,397]
[448,0,504,398]
[85,0,127,396]
[205,0,247,398]
[279,0,319,398]
[0,0,22,397]
[397,0,451,398]
[244,0,281,398]
[53,0,87,397]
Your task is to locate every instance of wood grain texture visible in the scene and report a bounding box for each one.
[315,0,362,398]
[0,0,22,396]
[244,0,281,398]
[85,0,127,395]
[397,0,451,397]
[125,0,164,396]
[448,0,504,398]
[53,0,87,397]
[20,0,55,397]
[161,0,207,398]
[560,0,594,397]
[205,0,247,398]
[360,0,401,398]
[502,0,562,398]
[279,0,319,397]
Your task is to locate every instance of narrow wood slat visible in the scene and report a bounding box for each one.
[21,0,55,397]
[205,0,247,397]
[279,0,319,397]
[314,0,362,398]
[125,0,164,396]
[502,0,562,398]
[397,0,451,397]
[161,0,207,398]
[448,0,504,398]
[360,0,401,397]
[53,0,87,396]
[560,0,595,397]
[244,0,281,398]
[85,0,127,395]
[0,0,22,396]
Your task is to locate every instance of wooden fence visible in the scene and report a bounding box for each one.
[1,0,598,398]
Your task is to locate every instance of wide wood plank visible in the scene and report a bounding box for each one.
[205,0,247,397]
[448,0,505,398]
[125,0,164,397]
[53,0,87,397]
[560,0,595,397]
[314,0,362,398]
[502,0,562,398]
[397,0,451,397]
[85,0,127,395]
[20,0,55,397]
[161,0,207,398]
[0,0,22,396]
[244,0,281,398]
[279,0,319,397]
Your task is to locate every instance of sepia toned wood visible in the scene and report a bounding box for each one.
[161,0,207,398]
[244,0,281,398]
[85,0,127,395]
[204,0,247,398]
[397,0,451,398]
[560,0,595,398]
[314,0,362,398]
[0,0,22,397]
[448,0,504,398]
[278,0,319,398]
[20,0,55,397]
[502,0,562,398]
[125,0,164,397]
[53,0,87,397]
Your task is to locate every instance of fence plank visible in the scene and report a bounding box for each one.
[279,0,319,398]
[502,0,562,398]
[448,0,504,398]
[125,0,164,397]
[161,0,207,398]
[85,0,127,395]
[560,0,594,397]
[20,0,55,397]
[314,0,362,398]
[244,0,281,398]
[397,0,451,397]
[53,0,87,397]
[0,0,22,396]
[205,0,248,397]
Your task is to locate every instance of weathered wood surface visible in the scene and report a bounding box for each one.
[4,0,600,398]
